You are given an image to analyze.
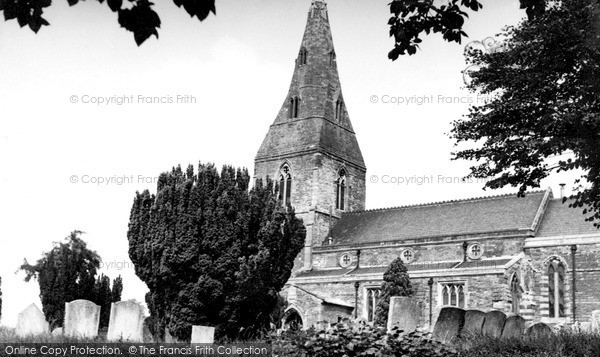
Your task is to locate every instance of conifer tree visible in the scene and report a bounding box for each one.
[111,275,123,303]
[19,231,101,328]
[374,257,414,327]
[127,163,305,340]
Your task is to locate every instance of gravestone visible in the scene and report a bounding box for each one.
[501,315,525,339]
[462,310,486,335]
[432,307,465,343]
[482,310,506,338]
[387,297,421,334]
[52,327,63,336]
[64,299,100,338]
[191,326,215,344]
[107,300,145,341]
[591,310,600,332]
[526,322,553,337]
[143,316,158,342]
[15,303,49,337]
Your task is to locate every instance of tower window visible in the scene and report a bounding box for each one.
[289,96,300,119]
[336,168,346,210]
[548,258,566,318]
[335,98,344,121]
[329,50,336,67]
[299,47,308,66]
[279,164,292,206]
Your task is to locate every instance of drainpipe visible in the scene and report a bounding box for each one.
[571,244,577,322]
[462,241,469,262]
[354,281,360,318]
[428,278,434,327]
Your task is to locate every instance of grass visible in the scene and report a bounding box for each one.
[456,331,600,357]
[2,325,600,357]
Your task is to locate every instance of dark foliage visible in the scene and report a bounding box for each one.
[272,322,455,357]
[0,0,216,45]
[92,274,123,328]
[127,163,305,340]
[374,257,414,327]
[19,230,101,328]
[452,0,600,226]
[387,0,551,59]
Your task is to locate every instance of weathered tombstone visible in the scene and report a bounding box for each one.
[64,299,100,338]
[501,315,526,339]
[107,300,145,341]
[15,303,50,337]
[143,316,158,342]
[387,297,421,334]
[462,310,486,335]
[52,327,63,336]
[526,322,553,337]
[591,310,600,332]
[482,310,507,338]
[432,307,465,343]
[191,326,215,344]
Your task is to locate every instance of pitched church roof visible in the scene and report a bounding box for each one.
[330,190,551,245]
[537,198,600,237]
[255,0,365,169]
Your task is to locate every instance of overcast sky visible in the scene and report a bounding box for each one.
[0,0,579,327]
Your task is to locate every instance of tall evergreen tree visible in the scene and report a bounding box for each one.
[111,275,123,303]
[128,163,305,340]
[92,274,112,328]
[19,231,101,328]
[374,257,414,327]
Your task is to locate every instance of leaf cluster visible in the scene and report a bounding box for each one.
[272,322,455,357]
[0,0,216,45]
[452,0,600,225]
[387,0,547,59]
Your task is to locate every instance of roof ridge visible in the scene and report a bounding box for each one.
[345,189,549,214]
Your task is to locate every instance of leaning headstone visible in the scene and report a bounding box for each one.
[191,326,215,344]
[52,327,63,336]
[462,310,486,335]
[387,297,421,334]
[107,300,145,341]
[432,307,465,344]
[591,310,600,332]
[501,315,526,339]
[64,299,100,338]
[482,310,507,338]
[526,322,553,337]
[15,303,50,337]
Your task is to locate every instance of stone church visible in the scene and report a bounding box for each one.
[254,0,600,330]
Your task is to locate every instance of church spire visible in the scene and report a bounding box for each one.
[256,0,365,169]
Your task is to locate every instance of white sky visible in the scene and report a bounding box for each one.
[0,0,580,327]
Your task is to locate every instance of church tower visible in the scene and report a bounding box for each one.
[254,0,366,271]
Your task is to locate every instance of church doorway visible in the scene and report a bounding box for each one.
[283,309,303,331]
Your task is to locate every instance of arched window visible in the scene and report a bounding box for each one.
[298,47,308,66]
[329,50,336,67]
[548,258,566,318]
[335,98,344,121]
[336,168,346,210]
[279,164,292,206]
[365,287,380,322]
[289,96,300,119]
[510,273,522,314]
[283,309,303,331]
